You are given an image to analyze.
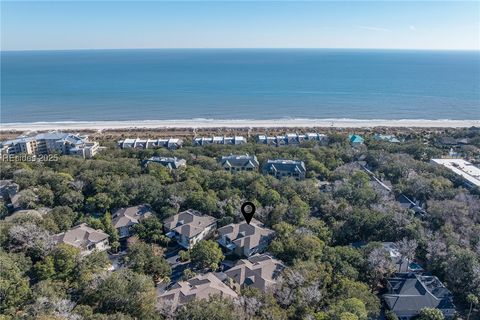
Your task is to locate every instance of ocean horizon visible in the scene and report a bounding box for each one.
[1,48,479,124]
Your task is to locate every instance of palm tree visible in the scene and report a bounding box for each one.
[466,293,479,320]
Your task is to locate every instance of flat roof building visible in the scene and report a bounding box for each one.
[0,131,99,159]
[431,158,480,189]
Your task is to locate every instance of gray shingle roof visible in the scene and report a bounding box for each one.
[383,273,455,315]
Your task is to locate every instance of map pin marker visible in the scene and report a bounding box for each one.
[241,202,256,225]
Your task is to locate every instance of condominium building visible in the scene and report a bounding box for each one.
[257,133,328,146]
[194,136,246,146]
[118,138,183,150]
[0,131,99,159]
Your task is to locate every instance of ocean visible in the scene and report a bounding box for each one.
[1,49,479,124]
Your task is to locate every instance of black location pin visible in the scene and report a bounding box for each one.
[241,202,256,225]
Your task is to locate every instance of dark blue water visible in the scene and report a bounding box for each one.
[1,49,479,123]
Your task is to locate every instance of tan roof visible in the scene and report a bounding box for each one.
[225,254,284,291]
[112,204,153,229]
[218,219,274,252]
[54,223,109,250]
[163,209,216,238]
[158,272,238,307]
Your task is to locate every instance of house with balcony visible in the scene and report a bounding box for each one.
[219,154,259,173]
[262,159,306,180]
[217,219,274,257]
[163,209,217,249]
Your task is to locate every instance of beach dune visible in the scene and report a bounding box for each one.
[1,119,479,132]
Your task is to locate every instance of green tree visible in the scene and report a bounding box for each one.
[85,269,157,319]
[190,240,224,271]
[176,295,235,320]
[102,212,120,252]
[0,250,31,313]
[123,242,171,283]
[49,206,77,232]
[330,298,368,320]
[34,244,80,281]
[417,308,444,320]
[86,192,113,213]
[132,217,169,245]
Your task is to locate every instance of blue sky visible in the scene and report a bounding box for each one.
[1,1,479,50]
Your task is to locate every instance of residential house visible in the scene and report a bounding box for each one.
[220,154,259,173]
[118,138,183,150]
[0,131,99,159]
[373,134,401,143]
[349,134,364,146]
[262,159,306,180]
[54,223,110,256]
[112,205,153,238]
[157,272,238,309]
[194,136,246,146]
[163,209,217,249]
[0,180,19,202]
[225,254,284,292]
[383,273,455,319]
[142,156,187,170]
[217,219,274,257]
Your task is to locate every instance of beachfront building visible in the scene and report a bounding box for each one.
[142,156,187,170]
[217,219,275,257]
[349,134,364,146]
[256,133,328,146]
[225,254,284,292]
[163,209,217,249]
[382,273,455,319]
[0,131,99,159]
[157,273,238,309]
[112,205,153,238]
[193,136,246,146]
[118,138,183,150]
[262,159,306,180]
[219,154,260,173]
[373,134,401,143]
[54,223,110,256]
[430,158,480,190]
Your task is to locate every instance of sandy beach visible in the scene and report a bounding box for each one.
[1,119,479,132]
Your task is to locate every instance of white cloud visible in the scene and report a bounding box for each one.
[354,25,390,32]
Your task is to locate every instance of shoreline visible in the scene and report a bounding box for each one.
[1,119,479,132]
